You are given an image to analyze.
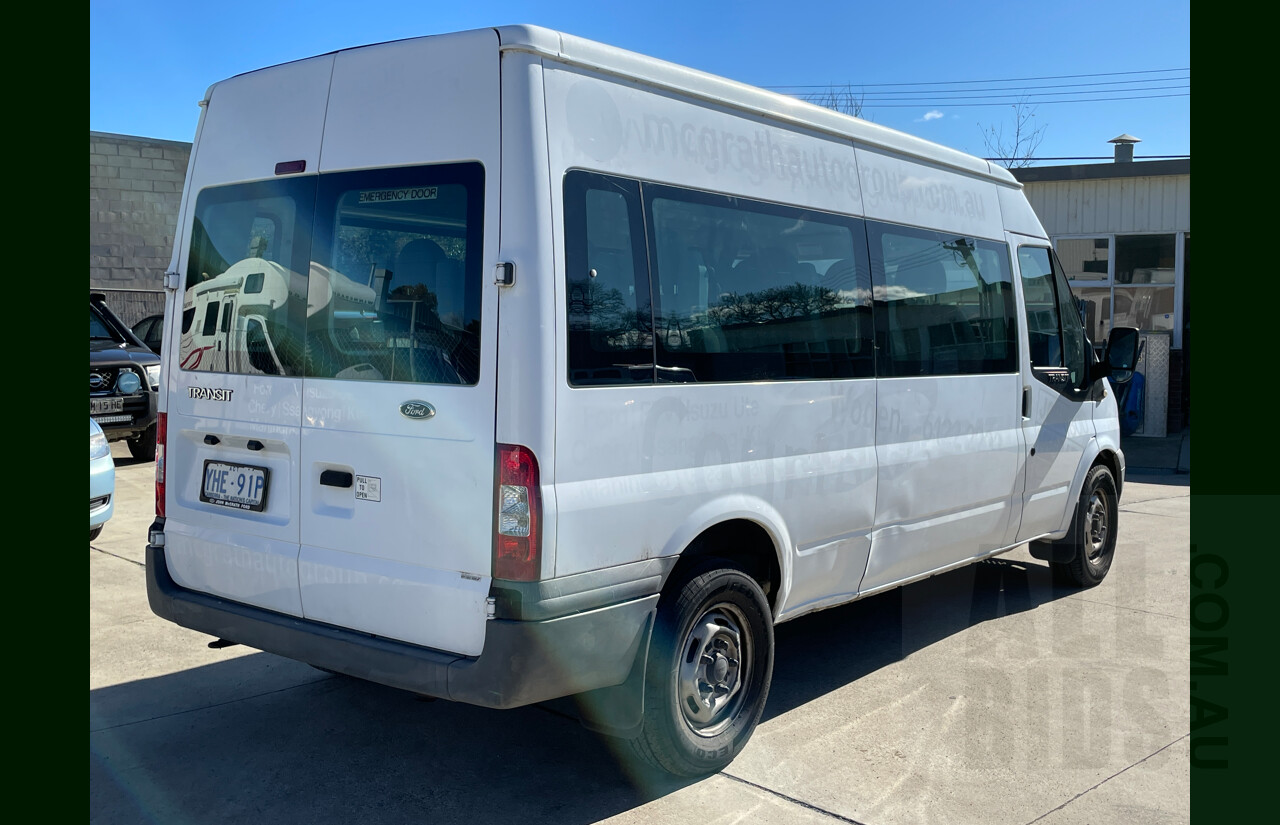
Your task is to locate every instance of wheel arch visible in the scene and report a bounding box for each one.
[658,497,790,619]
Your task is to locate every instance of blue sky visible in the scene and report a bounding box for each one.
[90,0,1190,164]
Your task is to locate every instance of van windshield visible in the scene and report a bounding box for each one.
[181,163,483,384]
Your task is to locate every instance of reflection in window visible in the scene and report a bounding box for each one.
[648,193,871,382]
[1115,234,1175,284]
[182,181,311,376]
[565,174,651,386]
[306,171,481,386]
[871,225,1016,376]
[1057,237,1110,281]
[1018,247,1063,368]
[1074,287,1112,343]
[1019,246,1087,388]
[1113,286,1175,332]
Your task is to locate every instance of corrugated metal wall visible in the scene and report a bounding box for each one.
[1022,174,1190,236]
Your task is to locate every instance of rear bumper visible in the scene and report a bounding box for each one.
[146,544,657,709]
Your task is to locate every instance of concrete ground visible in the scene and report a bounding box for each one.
[91,444,1189,825]
[1121,428,1190,476]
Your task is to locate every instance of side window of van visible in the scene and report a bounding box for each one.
[645,186,873,382]
[1018,246,1088,390]
[564,172,653,386]
[868,223,1017,376]
[183,180,313,376]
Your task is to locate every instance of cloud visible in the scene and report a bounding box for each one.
[916,110,944,122]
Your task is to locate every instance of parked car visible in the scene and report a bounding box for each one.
[91,292,161,460]
[132,313,164,354]
[90,419,115,541]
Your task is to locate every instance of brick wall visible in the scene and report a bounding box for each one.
[90,132,191,293]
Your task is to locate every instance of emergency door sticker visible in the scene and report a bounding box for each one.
[357,187,438,204]
[355,475,382,502]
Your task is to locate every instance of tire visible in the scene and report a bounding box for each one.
[1050,465,1119,588]
[128,424,157,462]
[90,525,103,542]
[628,561,774,777]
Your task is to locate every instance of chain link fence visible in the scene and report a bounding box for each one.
[93,288,165,327]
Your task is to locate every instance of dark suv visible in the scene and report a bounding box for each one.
[91,293,161,461]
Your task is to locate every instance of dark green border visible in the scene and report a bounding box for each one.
[1191,105,1270,812]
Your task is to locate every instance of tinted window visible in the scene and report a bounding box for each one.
[180,164,483,384]
[869,223,1016,376]
[1018,246,1093,392]
[1018,246,1064,369]
[645,186,873,382]
[307,164,485,385]
[183,177,313,376]
[90,308,116,341]
[564,172,652,386]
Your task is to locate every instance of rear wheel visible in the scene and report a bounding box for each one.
[628,561,773,776]
[128,424,157,462]
[1050,465,1118,588]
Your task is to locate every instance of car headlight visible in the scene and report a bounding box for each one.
[90,424,110,461]
[145,363,161,389]
[117,370,142,394]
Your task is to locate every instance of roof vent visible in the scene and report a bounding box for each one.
[1108,133,1141,163]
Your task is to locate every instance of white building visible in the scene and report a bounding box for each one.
[1013,141,1190,433]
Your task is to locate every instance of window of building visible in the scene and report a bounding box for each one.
[1059,233,1181,347]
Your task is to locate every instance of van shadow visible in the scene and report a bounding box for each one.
[764,556,1063,721]
[90,558,1065,825]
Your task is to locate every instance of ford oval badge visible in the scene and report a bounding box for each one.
[400,400,436,420]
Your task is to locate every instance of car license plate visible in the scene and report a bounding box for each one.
[200,460,270,512]
[90,396,124,414]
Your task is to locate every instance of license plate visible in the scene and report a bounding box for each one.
[200,460,270,512]
[90,396,124,414]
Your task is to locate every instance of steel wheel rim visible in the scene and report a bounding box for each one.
[677,602,751,737]
[1085,490,1110,564]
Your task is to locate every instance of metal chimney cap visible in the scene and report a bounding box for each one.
[1108,133,1142,144]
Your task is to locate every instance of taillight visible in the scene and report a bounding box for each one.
[155,412,167,517]
[495,443,541,581]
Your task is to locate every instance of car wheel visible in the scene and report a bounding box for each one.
[628,560,774,776]
[128,424,157,462]
[1050,465,1118,588]
[90,526,103,542]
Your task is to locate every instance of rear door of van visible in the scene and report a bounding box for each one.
[297,33,501,657]
[164,54,334,620]
[164,31,501,657]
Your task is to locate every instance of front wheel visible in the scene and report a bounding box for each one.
[1050,465,1119,588]
[628,561,774,776]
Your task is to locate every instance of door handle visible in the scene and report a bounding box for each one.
[320,470,353,488]
[1022,386,1032,419]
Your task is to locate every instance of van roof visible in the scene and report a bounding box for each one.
[213,24,1018,188]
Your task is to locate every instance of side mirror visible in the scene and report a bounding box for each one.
[1100,326,1141,385]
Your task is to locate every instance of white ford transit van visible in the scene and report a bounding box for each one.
[147,25,1140,776]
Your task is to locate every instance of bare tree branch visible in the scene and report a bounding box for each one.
[802,84,868,119]
[979,97,1047,168]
